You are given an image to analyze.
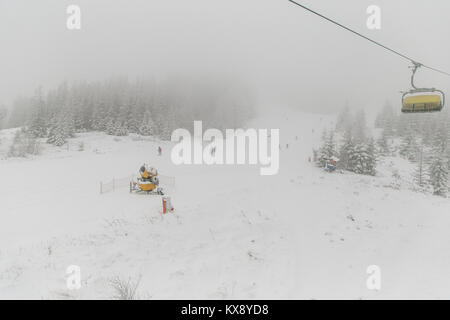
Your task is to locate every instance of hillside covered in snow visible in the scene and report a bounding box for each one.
[1,109,450,299]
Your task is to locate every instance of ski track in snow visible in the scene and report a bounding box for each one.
[1,111,450,299]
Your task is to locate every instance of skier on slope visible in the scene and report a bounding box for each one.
[158,146,162,156]
[326,157,338,172]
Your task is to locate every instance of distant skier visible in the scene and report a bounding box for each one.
[158,146,162,156]
[325,157,338,172]
[330,158,337,167]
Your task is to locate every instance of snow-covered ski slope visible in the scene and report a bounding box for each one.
[1,110,450,299]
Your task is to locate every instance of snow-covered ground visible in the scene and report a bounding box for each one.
[1,110,450,299]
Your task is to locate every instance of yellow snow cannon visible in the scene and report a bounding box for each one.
[130,164,164,195]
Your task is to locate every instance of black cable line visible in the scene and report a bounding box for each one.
[288,0,450,77]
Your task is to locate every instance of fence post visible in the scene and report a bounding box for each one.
[162,196,174,214]
[162,197,166,214]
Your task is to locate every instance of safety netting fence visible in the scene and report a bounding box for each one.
[99,175,134,194]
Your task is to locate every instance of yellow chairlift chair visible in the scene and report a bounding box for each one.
[401,62,445,113]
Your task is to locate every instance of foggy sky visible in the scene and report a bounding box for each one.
[1,0,449,113]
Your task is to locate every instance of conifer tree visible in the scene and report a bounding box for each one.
[413,144,427,189]
[399,132,418,161]
[339,129,355,170]
[429,155,448,197]
[317,130,337,167]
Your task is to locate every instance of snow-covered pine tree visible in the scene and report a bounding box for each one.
[50,128,66,146]
[117,104,131,133]
[8,130,24,157]
[316,130,328,167]
[159,121,171,140]
[339,129,355,170]
[126,109,141,134]
[4,77,256,143]
[29,116,47,138]
[28,89,48,138]
[348,141,376,176]
[46,112,75,146]
[335,105,353,132]
[396,114,410,138]
[399,132,418,161]
[352,109,367,143]
[429,154,448,197]
[317,130,337,167]
[62,113,75,139]
[432,122,449,154]
[413,143,427,189]
[91,98,109,131]
[105,118,116,136]
[383,116,396,139]
[138,110,155,136]
[427,122,449,196]
[0,105,7,129]
[364,138,377,176]
[158,104,177,140]
[374,110,384,129]
[73,113,84,132]
[375,102,396,134]
[47,117,67,146]
[349,142,365,174]
[115,123,128,136]
[138,122,153,136]
[377,129,391,156]
[8,128,40,157]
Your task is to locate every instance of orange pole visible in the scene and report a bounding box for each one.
[162,197,166,214]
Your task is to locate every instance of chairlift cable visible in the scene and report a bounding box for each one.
[288,0,450,77]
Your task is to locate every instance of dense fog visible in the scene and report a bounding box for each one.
[1,0,449,119]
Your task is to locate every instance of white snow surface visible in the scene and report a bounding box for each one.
[1,110,450,299]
